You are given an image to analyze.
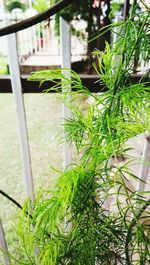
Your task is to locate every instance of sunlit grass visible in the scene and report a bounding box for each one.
[0,93,63,263]
[0,56,8,75]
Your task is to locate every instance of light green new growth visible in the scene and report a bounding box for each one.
[9,1,150,264]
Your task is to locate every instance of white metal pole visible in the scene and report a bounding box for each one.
[0,0,6,13]
[28,0,32,9]
[112,11,122,71]
[60,17,72,168]
[0,5,11,264]
[0,219,10,265]
[6,33,34,201]
[37,24,42,53]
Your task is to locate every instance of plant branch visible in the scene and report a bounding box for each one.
[140,0,150,12]
[125,199,150,265]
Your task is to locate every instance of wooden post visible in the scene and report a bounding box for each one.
[6,33,34,201]
[60,17,72,168]
[0,219,10,265]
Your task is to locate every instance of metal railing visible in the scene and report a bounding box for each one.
[0,16,87,66]
[0,1,74,263]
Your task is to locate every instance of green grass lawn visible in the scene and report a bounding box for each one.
[0,56,8,75]
[0,93,64,263]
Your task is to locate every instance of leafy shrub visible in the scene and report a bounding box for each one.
[7,1,150,264]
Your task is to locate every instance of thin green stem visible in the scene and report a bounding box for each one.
[125,199,150,265]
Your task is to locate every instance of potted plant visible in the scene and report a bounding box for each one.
[7,0,150,264]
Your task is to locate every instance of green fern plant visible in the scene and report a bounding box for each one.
[9,1,150,264]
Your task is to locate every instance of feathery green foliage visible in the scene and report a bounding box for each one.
[9,1,150,264]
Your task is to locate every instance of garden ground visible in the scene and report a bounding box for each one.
[0,93,64,262]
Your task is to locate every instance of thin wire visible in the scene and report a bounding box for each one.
[0,189,22,209]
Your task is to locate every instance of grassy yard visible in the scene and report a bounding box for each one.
[0,56,8,75]
[0,93,64,263]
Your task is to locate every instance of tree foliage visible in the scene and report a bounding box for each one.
[52,0,111,72]
[33,0,50,13]
[6,0,27,12]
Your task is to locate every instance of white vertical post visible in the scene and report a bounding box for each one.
[112,11,122,71]
[32,25,37,54]
[6,33,34,201]
[0,219,10,265]
[137,134,150,194]
[28,0,32,9]
[37,24,42,53]
[0,0,6,14]
[60,17,72,168]
[41,22,45,52]
[28,27,33,55]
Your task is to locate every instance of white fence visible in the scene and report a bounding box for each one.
[0,11,87,66]
[1,11,149,74]
[0,17,72,264]
[0,18,58,57]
